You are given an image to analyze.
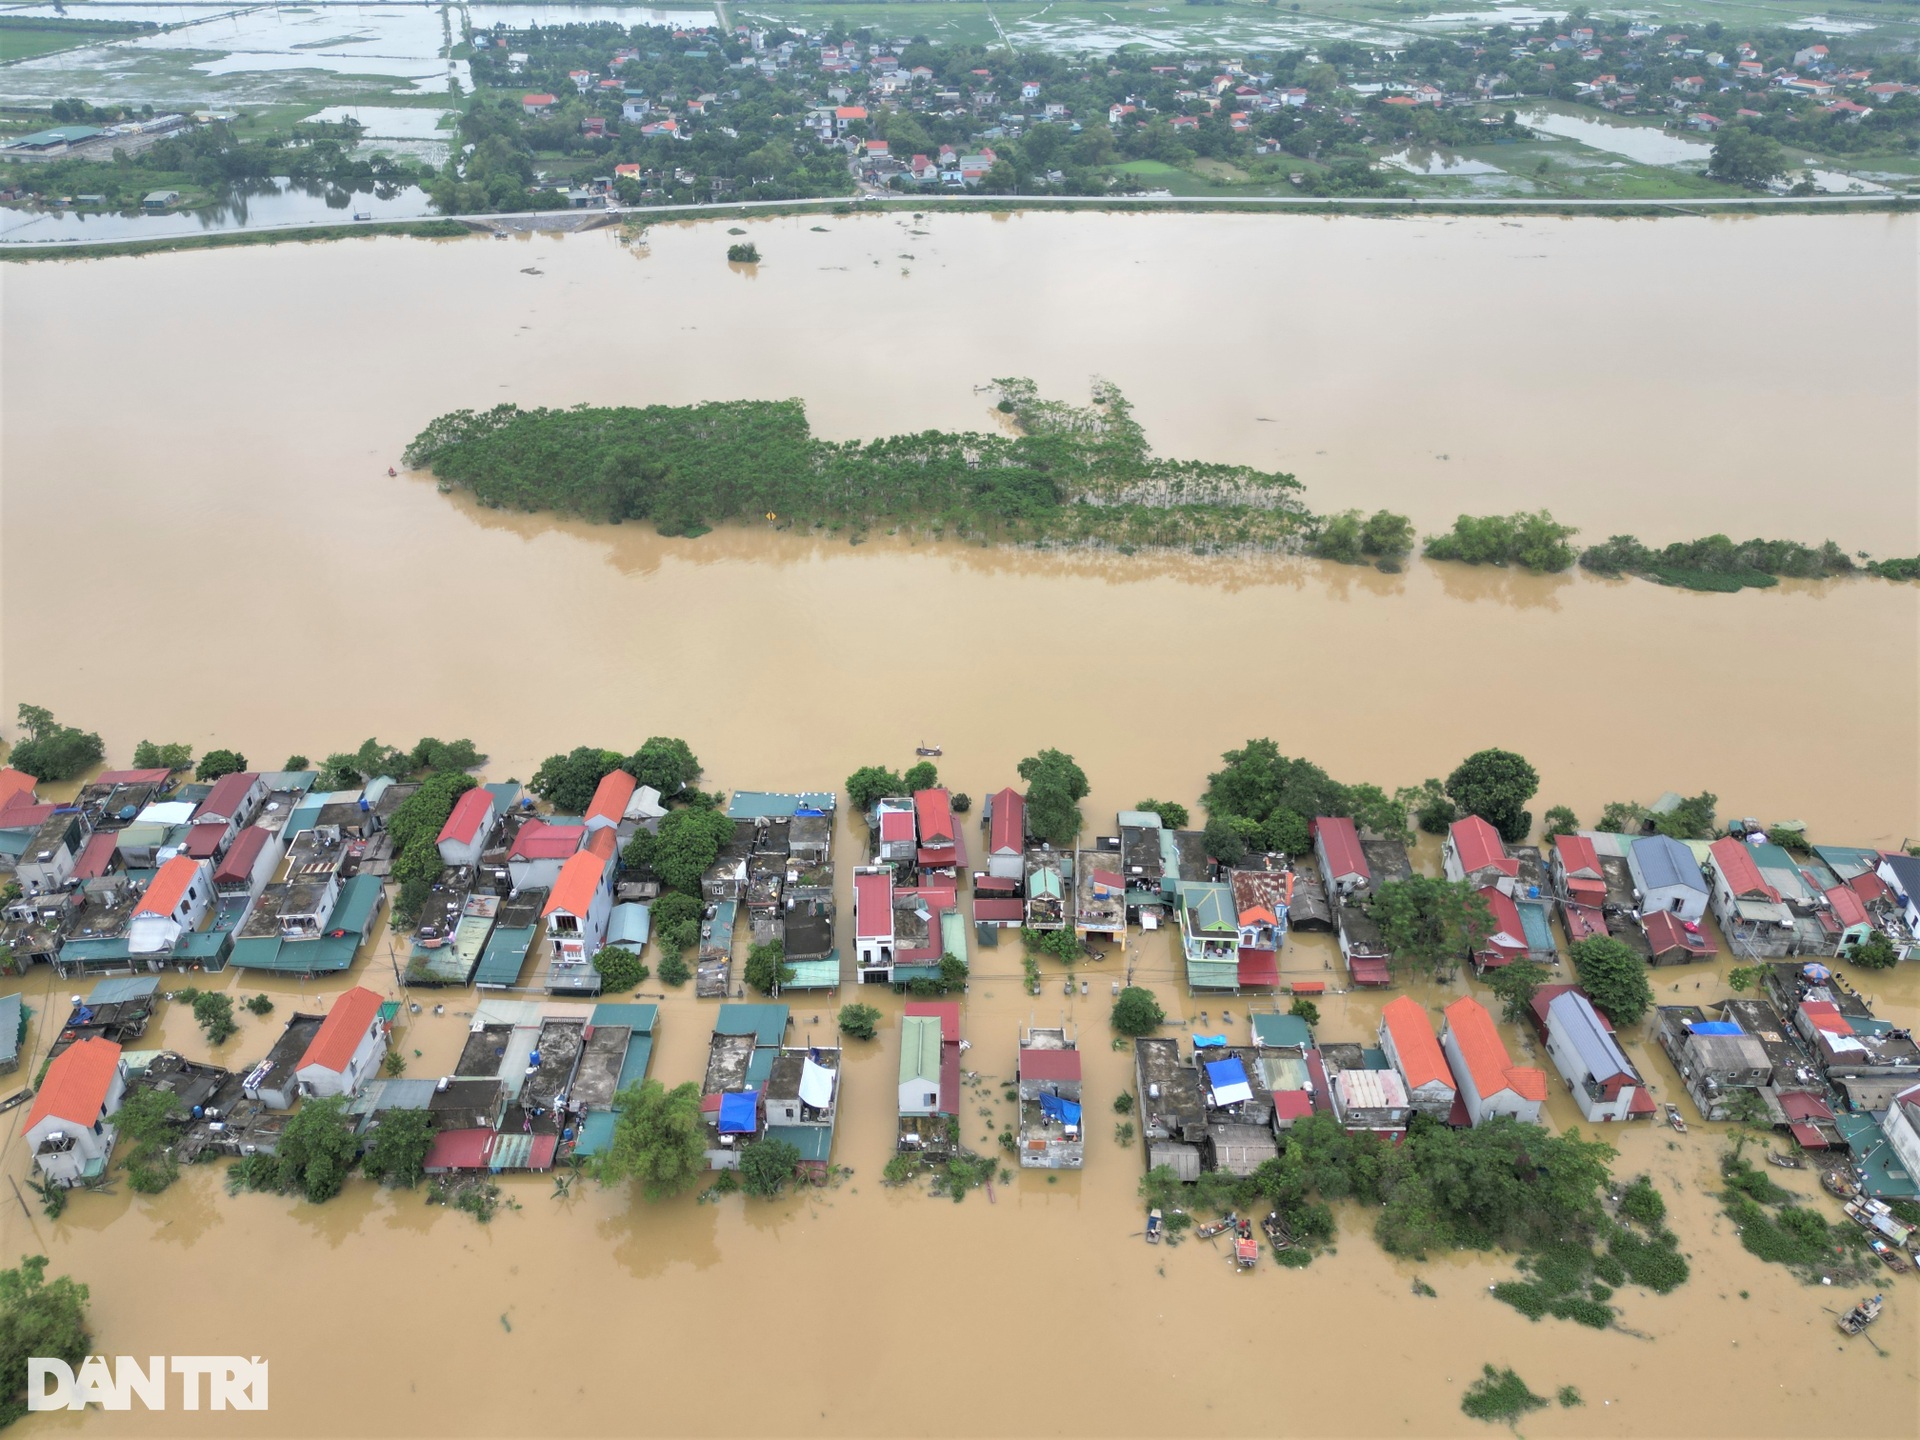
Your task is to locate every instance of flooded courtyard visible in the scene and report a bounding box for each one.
[1,211,1918,1436]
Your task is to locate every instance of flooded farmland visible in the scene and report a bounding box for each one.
[1,211,1918,1436]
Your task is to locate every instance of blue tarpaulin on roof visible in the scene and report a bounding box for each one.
[1692,1021,1743,1035]
[718,1090,759,1134]
[1193,1034,1227,1050]
[1038,1093,1082,1126]
[1206,1057,1250,1090]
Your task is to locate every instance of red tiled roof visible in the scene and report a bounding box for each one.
[1711,837,1779,902]
[1825,885,1870,928]
[1451,816,1517,877]
[26,1037,121,1130]
[1382,996,1452,1091]
[1315,816,1368,882]
[1019,1046,1081,1082]
[93,769,171,786]
[1479,887,1527,954]
[586,769,636,825]
[298,986,384,1076]
[1554,834,1602,880]
[194,771,259,822]
[1444,996,1543,1103]
[1849,871,1890,904]
[1289,980,1326,995]
[1236,948,1279,987]
[438,789,493,846]
[510,821,585,860]
[1799,999,1851,1035]
[988,788,1024,854]
[835,105,867,118]
[215,826,270,885]
[583,827,618,861]
[135,855,202,918]
[1562,902,1607,942]
[854,870,893,937]
[0,802,56,829]
[0,768,38,811]
[71,829,119,882]
[973,898,1024,923]
[523,93,556,104]
[879,809,914,843]
[544,849,607,919]
[1272,1090,1314,1121]
[183,823,227,860]
[1643,909,1715,957]
[913,789,953,846]
[1780,1091,1834,1122]
[1349,954,1391,986]
[905,999,961,1043]
[1788,1122,1829,1149]
[425,1128,493,1169]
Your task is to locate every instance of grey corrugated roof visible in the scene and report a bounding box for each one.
[0,993,20,1066]
[1632,834,1705,893]
[88,976,161,1005]
[1548,990,1632,1084]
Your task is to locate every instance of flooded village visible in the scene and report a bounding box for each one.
[1,211,1917,1436]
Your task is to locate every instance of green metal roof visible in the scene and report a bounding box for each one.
[1186,958,1239,991]
[1030,868,1062,899]
[592,1002,658,1034]
[330,874,384,934]
[939,909,967,963]
[1250,1012,1311,1049]
[1180,882,1237,936]
[172,929,232,965]
[765,1123,833,1162]
[616,1036,653,1090]
[1836,1113,1917,1199]
[228,936,285,970]
[746,1050,777,1086]
[573,1109,618,1156]
[714,1003,788,1046]
[474,924,536,987]
[783,957,841,989]
[57,936,131,964]
[892,964,941,982]
[900,1014,942,1087]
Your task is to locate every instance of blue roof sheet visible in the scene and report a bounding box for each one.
[573,1109,617,1156]
[1206,1057,1250,1090]
[718,1090,759,1133]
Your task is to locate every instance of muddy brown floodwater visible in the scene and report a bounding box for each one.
[1,213,1918,1438]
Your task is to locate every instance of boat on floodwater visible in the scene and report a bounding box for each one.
[1837,1294,1883,1336]
[1666,1103,1688,1133]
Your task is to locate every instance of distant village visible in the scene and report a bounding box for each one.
[2,755,1917,1250]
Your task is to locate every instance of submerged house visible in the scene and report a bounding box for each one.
[1135,1036,1208,1181]
[542,846,615,992]
[701,1003,789,1169]
[1017,1025,1082,1169]
[1628,835,1709,921]
[982,788,1026,880]
[1229,863,1291,991]
[1709,838,1796,958]
[853,867,894,983]
[1540,988,1652,1123]
[127,855,213,957]
[1378,995,1455,1120]
[293,985,388,1100]
[436,788,499,868]
[896,1000,960,1156]
[1176,881,1240,992]
[1440,996,1545,1126]
[762,1040,841,1176]
[25,1037,126,1187]
[1443,816,1518,895]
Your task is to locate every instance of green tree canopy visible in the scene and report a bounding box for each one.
[1846,930,1899,971]
[627,736,701,799]
[1202,813,1246,867]
[261,1096,358,1203]
[597,1079,707,1200]
[1368,876,1492,978]
[1540,806,1580,841]
[194,747,247,781]
[846,764,907,812]
[1445,748,1540,844]
[1486,957,1550,1025]
[529,745,624,814]
[1019,748,1089,847]
[1651,791,1717,842]
[838,1002,881,1040]
[1569,935,1653,1027]
[132,740,193,772]
[1202,738,1351,827]
[0,1256,91,1428]
[654,805,735,895]
[362,1109,436,1189]
[743,941,794,996]
[1708,126,1785,190]
[738,1137,803,1197]
[592,945,648,994]
[7,704,104,782]
[903,760,939,793]
[1111,986,1165,1036]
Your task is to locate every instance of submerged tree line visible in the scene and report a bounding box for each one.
[404,381,1918,584]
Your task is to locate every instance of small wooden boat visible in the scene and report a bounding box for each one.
[1766,1151,1804,1169]
[1837,1293,1883,1336]
[1665,1103,1688,1134]
[1233,1235,1259,1271]
[1194,1215,1236,1241]
[915,744,942,757]
[0,1088,33,1114]
[1870,1239,1909,1273]
[1145,1209,1162,1244]
[1263,1211,1292,1249]
[351,211,372,221]
[1825,1169,1860,1200]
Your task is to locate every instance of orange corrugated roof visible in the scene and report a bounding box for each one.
[26,1037,121,1130]
[297,987,385,1076]
[586,769,636,824]
[1381,996,1453,1093]
[0,768,37,811]
[1443,996,1532,1101]
[1506,1067,1549,1102]
[584,827,617,861]
[134,855,203,919]
[544,848,607,919]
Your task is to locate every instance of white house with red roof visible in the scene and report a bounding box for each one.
[436,787,498,867]
[1443,815,1519,895]
[1441,996,1546,1126]
[914,788,962,872]
[294,986,388,1099]
[127,854,212,956]
[508,819,587,890]
[1378,996,1455,1119]
[26,1037,125,1186]
[1709,837,1795,957]
[1313,816,1369,896]
[584,769,636,832]
[983,787,1026,880]
[1472,888,1530,972]
[191,770,267,849]
[523,93,557,115]
[853,866,895,982]
[542,847,616,981]
[1552,835,1606,907]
